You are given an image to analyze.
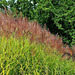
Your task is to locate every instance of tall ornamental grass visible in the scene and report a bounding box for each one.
[0,10,75,74]
[0,35,75,75]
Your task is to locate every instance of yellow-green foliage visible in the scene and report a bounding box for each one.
[0,35,75,75]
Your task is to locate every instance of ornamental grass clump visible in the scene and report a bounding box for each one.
[0,35,75,75]
[0,10,75,74]
[0,10,75,60]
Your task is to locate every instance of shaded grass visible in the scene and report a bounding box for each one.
[0,35,75,75]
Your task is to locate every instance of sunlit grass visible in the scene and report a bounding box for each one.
[0,35,75,75]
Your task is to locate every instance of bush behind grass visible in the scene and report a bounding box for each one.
[0,35,75,75]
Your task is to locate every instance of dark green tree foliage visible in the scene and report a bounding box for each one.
[0,0,8,11]
[34,0,75,46]
[8,0,35,19]
[16,0,33,19]
[52,0,75,46]
[8,0,16,12]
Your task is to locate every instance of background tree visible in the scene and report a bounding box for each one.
[33,0,75,46]
[8,0,37,19]
[0,0,8,11]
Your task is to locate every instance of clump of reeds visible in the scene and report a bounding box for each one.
[0,9,75,61]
